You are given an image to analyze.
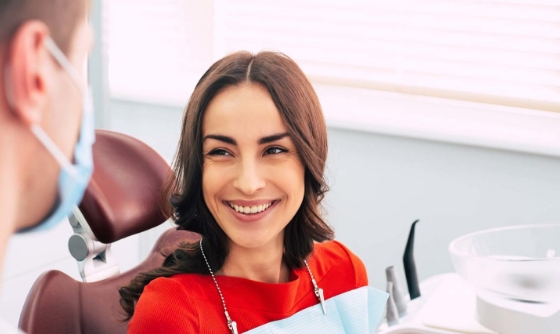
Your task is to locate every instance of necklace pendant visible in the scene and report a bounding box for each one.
[318,287,326,314]
[229,320,238,334]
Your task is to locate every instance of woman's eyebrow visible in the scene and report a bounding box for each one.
[203,134,236,145]
[258,133,289,145]
[203,133,289,146]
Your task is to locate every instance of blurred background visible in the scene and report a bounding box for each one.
[2,0,560,327]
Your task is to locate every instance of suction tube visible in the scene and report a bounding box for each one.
[403,219,421,299]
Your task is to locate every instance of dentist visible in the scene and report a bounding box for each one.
[0,0,94,329]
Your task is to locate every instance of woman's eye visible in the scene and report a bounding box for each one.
[208,149,231,156]
[264,146,287,155]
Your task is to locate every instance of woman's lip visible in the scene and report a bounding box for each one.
[225,200,280,223]
[224,199,277,206]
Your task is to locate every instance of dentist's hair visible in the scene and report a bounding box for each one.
[119,51,334,320]
[0,0,88,55]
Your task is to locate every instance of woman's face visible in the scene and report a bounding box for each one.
[202,83,305,251]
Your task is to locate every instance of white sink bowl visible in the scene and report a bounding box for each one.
[449,224,560,303]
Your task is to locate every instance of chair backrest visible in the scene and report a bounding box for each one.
[19,229,199,334]
[18,130,199,334]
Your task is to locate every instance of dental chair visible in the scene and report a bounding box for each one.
[18,130,200,334]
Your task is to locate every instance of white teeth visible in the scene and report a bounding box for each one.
[228,201,274,214]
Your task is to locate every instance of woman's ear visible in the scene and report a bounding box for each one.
[5,20,51,126]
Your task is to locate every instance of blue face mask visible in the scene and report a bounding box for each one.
[16,37,95,233]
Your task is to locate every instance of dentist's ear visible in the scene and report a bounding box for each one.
[5,20,50,126]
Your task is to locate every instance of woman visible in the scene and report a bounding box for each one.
[120,51,387,333]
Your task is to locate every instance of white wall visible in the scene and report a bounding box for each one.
[325,128,560,289]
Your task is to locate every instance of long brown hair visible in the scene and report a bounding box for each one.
[119,51,334,320]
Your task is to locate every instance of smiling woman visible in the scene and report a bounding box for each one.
[119,51,385,333]
[202,82,307,271]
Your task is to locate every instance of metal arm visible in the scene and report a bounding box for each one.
[68,206,120,282]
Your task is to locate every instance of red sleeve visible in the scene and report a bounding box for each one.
[332,240,369,288]
[127,277,198,334]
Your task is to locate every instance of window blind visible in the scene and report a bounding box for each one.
[214,0,560,112]
[107,0,560,111]
[106,0,213,105]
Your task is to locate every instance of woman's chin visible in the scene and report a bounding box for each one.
[228,232,280,251]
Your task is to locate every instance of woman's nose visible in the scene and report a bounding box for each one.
[232,158,266,195]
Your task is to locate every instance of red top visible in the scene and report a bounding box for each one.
[128,240,368,333]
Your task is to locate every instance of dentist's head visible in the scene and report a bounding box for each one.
[0,0,94,265]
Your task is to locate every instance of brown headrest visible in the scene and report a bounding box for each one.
[19,229,201,334]
[79,130,172,244]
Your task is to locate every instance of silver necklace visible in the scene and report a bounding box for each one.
[199,239,326,334]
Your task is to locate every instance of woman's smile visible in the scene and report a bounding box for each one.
[223,199,281,223]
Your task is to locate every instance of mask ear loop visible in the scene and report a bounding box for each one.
[36,37,87,177]
[44,38,84,93]
[3,40,76,175]
[30,125,78,177]
[3,36,85,177]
